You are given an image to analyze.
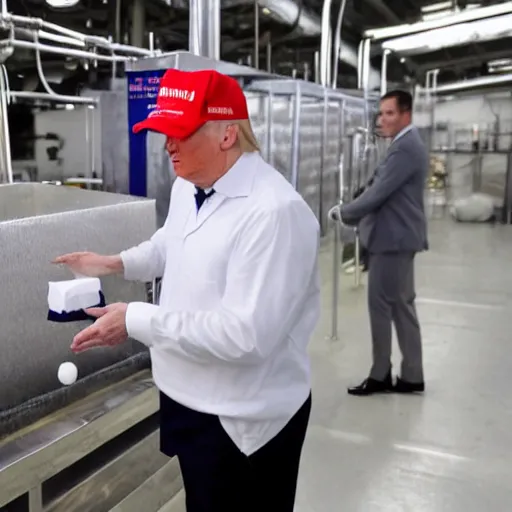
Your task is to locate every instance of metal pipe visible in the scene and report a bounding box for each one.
[1,13,153,56]
[290,85,302,190]
[1,0,7,17]
[0,38,132,62]
[115,0,122,43]
[331,0,348,89]
[85,104,91,179]
[381,49,390,94]
[2,13,117,49]
[267,91,274,165]
[0,65,13,184]
[149,31,155,52]
[330,216,341,340]
[266,39,272,72]
[14,27,86,48]
[10,91,98,105]
[131,0,145,48]
[314,50,320,83]
[211,0,221,59]
[357,39,364,89]
[304,62,310,81]
[254,0,259,69]
[319,0,333,86]
[431,69,439,149]
[189,0,221,59]
[319,91,329,234]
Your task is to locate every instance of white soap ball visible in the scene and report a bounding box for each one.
[58,362,78,386]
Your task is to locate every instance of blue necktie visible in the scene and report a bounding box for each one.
[195,187,215,212]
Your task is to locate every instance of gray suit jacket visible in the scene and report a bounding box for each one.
[340,126,428,254]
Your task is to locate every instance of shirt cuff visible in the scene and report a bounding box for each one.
[126,301,159,347]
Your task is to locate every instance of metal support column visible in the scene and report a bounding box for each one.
[290,86,302,190]
[189,0,221,59]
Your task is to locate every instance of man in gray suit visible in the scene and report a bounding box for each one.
[339,90,428,396]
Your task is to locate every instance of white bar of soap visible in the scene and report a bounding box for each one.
[48,277,102,313]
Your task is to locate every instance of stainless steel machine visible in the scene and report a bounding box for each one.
[0,184,183,512]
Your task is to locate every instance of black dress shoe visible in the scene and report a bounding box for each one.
[347,374,394,396]
[393,377,425,394]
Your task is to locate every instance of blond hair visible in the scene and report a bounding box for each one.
[204,119,260,153]
[235,119,260,153]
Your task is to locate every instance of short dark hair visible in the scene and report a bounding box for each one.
[381,90,413,112]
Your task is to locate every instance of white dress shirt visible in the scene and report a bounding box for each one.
[120,151,321,455]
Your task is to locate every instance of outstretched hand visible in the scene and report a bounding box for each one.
[71,303,129,353]
[53,252,123,277]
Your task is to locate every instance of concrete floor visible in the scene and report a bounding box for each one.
[164,216,512,512]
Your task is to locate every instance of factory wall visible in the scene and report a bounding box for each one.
[33,105,102,183]
[414,92,512,205]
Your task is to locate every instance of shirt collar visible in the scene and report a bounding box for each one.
[210,151,259,198]
[393,124,414,143]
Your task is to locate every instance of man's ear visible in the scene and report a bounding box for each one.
[219,124,239,151]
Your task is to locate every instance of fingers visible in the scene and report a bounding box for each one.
[52,252,84,264]
[71,338,107,353]
[85,307,109,318]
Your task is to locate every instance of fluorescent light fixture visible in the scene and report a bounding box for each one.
[382,13,512,55]
[489,64,512,73]
[489,58,512,67]
[364,1,512,40]
[434,72,512,93]
[421,1,453,13]
[45,0,80,7]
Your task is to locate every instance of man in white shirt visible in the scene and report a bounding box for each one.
[54,68,321,511]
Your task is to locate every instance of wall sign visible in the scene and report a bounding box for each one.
[126,69,165,197]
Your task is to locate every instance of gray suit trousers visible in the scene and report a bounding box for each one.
[368,252,424,383]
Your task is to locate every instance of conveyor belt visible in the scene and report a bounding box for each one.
[0,351,151,440]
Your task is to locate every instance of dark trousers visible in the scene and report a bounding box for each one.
[367,252,424,383]
[159,392,312,512]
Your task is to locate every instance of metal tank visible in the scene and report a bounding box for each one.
[0,183,156,439]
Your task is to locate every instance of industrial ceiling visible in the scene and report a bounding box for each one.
[4,0,512,94]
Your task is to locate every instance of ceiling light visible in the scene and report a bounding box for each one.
[489,65,512,73]
[382,13,512,55]
[421,2,453,13]
[434,72,512,93]
[45,0,81,7]
[262,7,271,15]
[365,1,512,40]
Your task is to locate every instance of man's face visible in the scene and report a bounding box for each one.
[165,124,221,186]
[378,97,411,139]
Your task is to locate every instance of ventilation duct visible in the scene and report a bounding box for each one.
[170,0,381,86]
[383,13,512,55]
[433,72,512,94]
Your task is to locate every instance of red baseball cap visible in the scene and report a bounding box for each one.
[132,68,249,139]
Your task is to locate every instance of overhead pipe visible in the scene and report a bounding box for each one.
[331,0,348,89]
[319,0,333,86]
[364,1,512,40]
[0,12,155,56]
[314,50,320,83]
[380,49,390,94]
[0,64,13,184]
[189,0,221,59]
[10,91,98,104]
[357,39,364,89]
[130,0,145,48]
[0,38,132,62]
[254,0,259,68]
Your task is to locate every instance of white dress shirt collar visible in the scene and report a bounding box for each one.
[200,151,259,198]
